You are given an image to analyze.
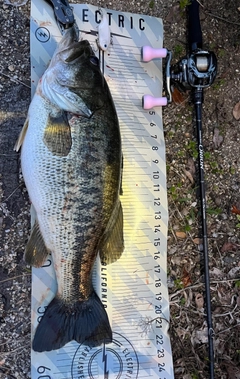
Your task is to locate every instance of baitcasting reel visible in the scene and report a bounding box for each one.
[171,49,217,89]
[141,46,217,109]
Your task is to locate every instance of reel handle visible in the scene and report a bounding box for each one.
[188,0,202,51]
[141,46,167,62]
[142,95,167,110]
[141,46,172,109]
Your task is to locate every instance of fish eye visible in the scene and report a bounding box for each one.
[90,56,99,66]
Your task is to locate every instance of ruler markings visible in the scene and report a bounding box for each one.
[125,135,150,139]
[122,130,152,136]
[113,310,155,317]
[108,62,145,70]
[123,167,149,171]
[108,57,141,64]
[124,152,148,156]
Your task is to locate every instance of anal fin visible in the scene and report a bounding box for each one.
[99,200,124,265]
[25,219,49,268]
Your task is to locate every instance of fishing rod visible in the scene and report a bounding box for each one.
[141,1,217,377]
[185,2,217,377]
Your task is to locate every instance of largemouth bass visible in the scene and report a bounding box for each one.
[15,26,124,352]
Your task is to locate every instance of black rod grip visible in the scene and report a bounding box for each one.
[188,0,202,52]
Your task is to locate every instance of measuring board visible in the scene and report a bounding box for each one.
[30,2,174,378]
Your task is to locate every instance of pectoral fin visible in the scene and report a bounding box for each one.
[25,219,49,268]
[14,117,29,152]
[99,201,124,265]
[44,112,72,156]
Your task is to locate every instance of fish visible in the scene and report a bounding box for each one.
[15,26,124,352]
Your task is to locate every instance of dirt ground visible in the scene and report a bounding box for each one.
[0,0,240,378]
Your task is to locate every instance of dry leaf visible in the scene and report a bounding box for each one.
[171,87,187,105]
[213,127,223,148]
[209,267,224,278]
[221,241,238,253]
[182,268,191,287]
[231,205,240,215]
[176,327,189,340]
[191,327,208,346]
[176,231,187,239]
[195,293,204,309]
[184,169,194,184]
[214,337,226,354]
[187,158,196,176]
[193,237,201,245]
[225,364,240,379]
[228,267,240,279]
[195,329,208,344]
[233,101,240,120]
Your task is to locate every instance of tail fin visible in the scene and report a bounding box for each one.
[32,291,112,352]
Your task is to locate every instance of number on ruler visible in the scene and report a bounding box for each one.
[155,304,162,314]
[158,362,165,371]
[155,292,162,301]
[37,306,47,323]
[154,251,160,260]
[156,334,164,345]
[155,278,161,287]
[156,317,162,329]
[158,348,164,358]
